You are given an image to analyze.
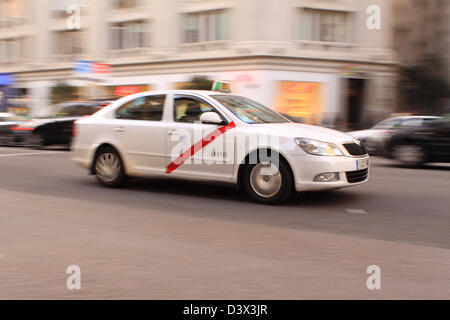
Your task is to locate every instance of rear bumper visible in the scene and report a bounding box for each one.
[71,145,95,170]
[72,155,91,169]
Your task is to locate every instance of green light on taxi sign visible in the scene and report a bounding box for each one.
[212,81,231,93]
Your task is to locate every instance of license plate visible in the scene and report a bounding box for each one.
[356,158,369,170]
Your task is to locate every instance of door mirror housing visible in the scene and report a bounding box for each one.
[200,112,225,125]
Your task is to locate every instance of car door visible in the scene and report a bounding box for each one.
[427,121,450,161]
[164,94,235,181]
[112,94,168,174]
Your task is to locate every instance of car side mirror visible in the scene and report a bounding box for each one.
[200,112,225,125]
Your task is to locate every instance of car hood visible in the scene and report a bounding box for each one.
[248,123,355,144]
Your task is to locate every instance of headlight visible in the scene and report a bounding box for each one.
[294,138,343,156]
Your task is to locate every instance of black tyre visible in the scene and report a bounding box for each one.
[392,144,425,167]
[28,132,46,149]
[94,146,127,188]
[242,153,294,204]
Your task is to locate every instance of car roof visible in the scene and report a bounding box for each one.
[388,116,440,120]
[56,101,107,106]
[136,90,230,96]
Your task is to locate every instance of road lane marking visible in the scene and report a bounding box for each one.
[346,209,368,214]
[0,151,65,157]
[0,147,27,151]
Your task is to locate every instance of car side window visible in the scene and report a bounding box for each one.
[173,97,218,123]
[400,118,423,127]
[116,95,165,121]
[374,119,400,129]
[430,120,450,129]
[423,118,439,126]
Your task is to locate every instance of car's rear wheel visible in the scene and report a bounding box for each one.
[392,144,425,167]
[94,147,126,187]
[243,155,293,204]
[28,132,46,149]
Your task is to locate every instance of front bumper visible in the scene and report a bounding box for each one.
[288,154,370,192]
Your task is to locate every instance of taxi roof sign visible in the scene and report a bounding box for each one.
[212,81,231,93]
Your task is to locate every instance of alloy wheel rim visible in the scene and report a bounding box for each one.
[250,162,282,198]
[96,152,121,182]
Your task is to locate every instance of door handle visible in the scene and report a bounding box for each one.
[114,127,125,132]
[168,130,180,136]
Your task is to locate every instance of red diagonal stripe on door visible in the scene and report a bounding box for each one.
[166,121,236,174]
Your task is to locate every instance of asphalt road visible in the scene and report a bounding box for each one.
[0,146,449,299]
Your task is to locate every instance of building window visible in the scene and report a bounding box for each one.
[110,0,144,10]
[53,30,83,55]
[0,0,30,27]
[301,9,350,43]
[183,10,228,43]
[0,37,30,63]
[110,20,150,50]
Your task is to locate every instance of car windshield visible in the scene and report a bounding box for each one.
[211,95,289,124]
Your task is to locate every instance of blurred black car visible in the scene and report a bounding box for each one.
[13,101,110,149]
[387,118,450,166]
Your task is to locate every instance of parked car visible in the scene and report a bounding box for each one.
[387,119,450,166]
[347,116,441,155]
[13,101,110,148]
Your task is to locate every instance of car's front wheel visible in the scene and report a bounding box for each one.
[94,147,126,187]
[392,144,425,167]
[243,156,293,204]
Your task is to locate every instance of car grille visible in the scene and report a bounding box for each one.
[343,143,367,156]
[346,168,369,183]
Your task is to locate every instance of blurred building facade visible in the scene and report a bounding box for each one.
[393,0,450,81]
[0,0,397,129]
[393,0,450,114]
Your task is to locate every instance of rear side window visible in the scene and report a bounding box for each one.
[422,118,440,126]
[116,95,166,121]
[399,118,423,127]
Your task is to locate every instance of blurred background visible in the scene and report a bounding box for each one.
[0,0,447,130]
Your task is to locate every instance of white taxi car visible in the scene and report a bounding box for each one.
[72,90,369,204]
